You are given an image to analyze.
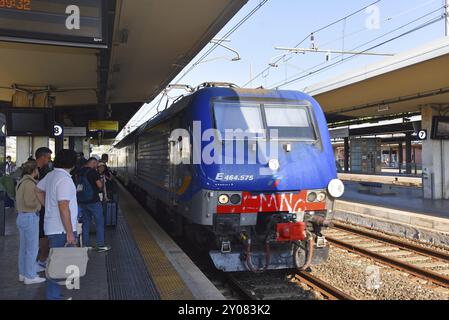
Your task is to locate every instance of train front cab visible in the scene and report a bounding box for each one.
[188,89,345,272]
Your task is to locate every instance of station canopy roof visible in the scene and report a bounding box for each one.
[306,37,449,124]
[0,0,247,137]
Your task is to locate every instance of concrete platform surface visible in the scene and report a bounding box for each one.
[117,183,225,300]
[0,184,224,300]
[338,173,422,187]
[334,181,449,246]
[341,181,448,219]
[0,206,157,300]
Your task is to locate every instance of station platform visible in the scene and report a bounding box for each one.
[338,173,422,187]
[341,181,448,219]
[334,181,449,246]
[0,184,224,300]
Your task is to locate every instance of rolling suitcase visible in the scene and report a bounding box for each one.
[104,201,118,228]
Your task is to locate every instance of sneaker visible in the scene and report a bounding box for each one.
[35,261,46,273]
[19,275,25,282]
[24,276,46,285]
[95,245,111,253]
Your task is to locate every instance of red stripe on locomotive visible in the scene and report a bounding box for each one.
[216,191,326,214]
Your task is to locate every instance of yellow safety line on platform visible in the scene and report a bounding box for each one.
[117,187,194,300]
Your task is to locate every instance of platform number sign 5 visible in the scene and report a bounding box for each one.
[418,130,427,141]
[54,125,63,137]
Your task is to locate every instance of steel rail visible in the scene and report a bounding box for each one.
[294,271,355,300]
[326,235,449,288]
[226,271,355,301]
[225,274,258,300]
[332,222,449,261]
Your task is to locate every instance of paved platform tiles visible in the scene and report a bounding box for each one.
[0,184,223,300]
[338,173,422,187]
[341,181,449,219]
[332,180,449,247]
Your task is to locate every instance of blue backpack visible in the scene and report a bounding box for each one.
[76,168,94,203]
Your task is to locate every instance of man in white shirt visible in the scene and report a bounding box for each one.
[36,149,78,300]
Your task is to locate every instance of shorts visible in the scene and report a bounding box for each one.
[39,207,46,239]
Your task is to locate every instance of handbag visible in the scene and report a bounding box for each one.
[46,245,89,280]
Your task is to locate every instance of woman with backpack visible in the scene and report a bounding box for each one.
[15,160,45,285]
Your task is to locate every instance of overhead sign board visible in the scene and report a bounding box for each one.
[329,127,350,139]
[64,126,86,137]
[431,116,449,140]
[53,124,63,137]
[88,120,119,132]
[417,129,427,141]
[0,0,107,48]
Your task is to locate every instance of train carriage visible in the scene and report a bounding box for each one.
[114,83,344,272]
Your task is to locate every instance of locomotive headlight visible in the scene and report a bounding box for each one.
[218,194,230,205]
[307,192,317,202]
[268,159,280,171]
[230,194,242,205]
[328,179,345,198]
[317,192,327,202]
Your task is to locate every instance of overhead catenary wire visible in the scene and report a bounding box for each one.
[121,0,270,137]
[124,0,387,134]
[275,20,444,90]
[312,0,441,57]
[175,0,270,85]
[250,0,442,88]
[243,0,382,87]
[265,2,435,84]
[117,1,444,142]
[270,6,446,89]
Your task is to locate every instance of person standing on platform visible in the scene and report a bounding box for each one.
[71,152,88,184]
[98,162,114,202]
[16,160,44,285]
[35,149,78,300]
[77,158,111,252]
[101,154,109,165]
[78,152,88,165]
[5,156,16,176]
[34,147,53,272]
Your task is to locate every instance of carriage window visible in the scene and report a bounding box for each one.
[214,102,265,139]
[264,105,316,141]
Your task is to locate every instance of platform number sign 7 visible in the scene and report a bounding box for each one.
[54,125,64,137]
[418,130,427,141]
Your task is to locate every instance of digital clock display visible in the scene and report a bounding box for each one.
[0,0,32,11]
[0,0,106,47]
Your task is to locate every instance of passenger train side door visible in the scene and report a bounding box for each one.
[168,117,182,209]
[168,116,191,211]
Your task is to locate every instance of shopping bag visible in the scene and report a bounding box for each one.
[46,245,89,280]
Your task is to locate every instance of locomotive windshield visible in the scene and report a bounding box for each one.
[264,105,316,141]
[213,101,316,141]
[213,102,265,138]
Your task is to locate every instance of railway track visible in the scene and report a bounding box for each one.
[226,270,354,300]
[178,239,354,300]
[156,217,354,301]
[325,222,449,289]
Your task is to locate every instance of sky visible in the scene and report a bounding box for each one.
[116,0,448,141]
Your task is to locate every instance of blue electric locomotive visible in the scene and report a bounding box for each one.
[113,83,344,272]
